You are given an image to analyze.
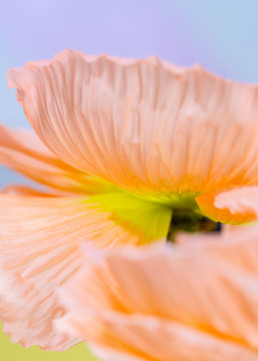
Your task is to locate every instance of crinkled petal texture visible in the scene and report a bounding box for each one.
[58,228,258,360]
[0,124,115,195]
[7,49,258,198]
[3,49,258,355]
[0,193,170,350]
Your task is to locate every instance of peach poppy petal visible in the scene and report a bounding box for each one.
[177,224,258,275]
[196,186,258,224]
[58,312,258,361]
[0,194,147,350]
[89,344,149,361]
[7,50,258,196]
[59,242,258,355]
[0,124,114,195]
[1,184,57,196]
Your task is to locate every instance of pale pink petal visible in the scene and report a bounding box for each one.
[214,186,258,216]
[89,344,149,361]
[196,186,258,224]
[0,124,113,195]
[7,50,258,195]
[1,184,57,196]
[58,309,258,361]
[0,195,143,350]
[177,224,258,275]
[59,242,258,357]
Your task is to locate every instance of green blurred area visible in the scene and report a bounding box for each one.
[0,323,99,361]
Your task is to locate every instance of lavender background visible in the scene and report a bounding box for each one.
[0,1,258,359]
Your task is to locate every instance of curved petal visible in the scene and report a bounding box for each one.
[1,184,59,196]
[7,50,258,197]
[196,186,258,224]
[58,313,258,361]
[59,241,258,356]
[0,194,157,350]
[177,224,258,275]
[89,345,149,361]
[0,124,114,195]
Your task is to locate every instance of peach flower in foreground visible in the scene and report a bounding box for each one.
[0,49,258,350]
[58,227,258,361]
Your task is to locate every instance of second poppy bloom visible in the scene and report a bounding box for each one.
[58,226,258,361]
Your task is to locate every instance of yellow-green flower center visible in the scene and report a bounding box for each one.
[81,175,219,243]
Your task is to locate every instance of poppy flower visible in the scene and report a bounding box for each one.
[1,49,258,350]
[58,226,258,361]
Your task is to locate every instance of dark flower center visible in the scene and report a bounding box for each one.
[167,208,222,242]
